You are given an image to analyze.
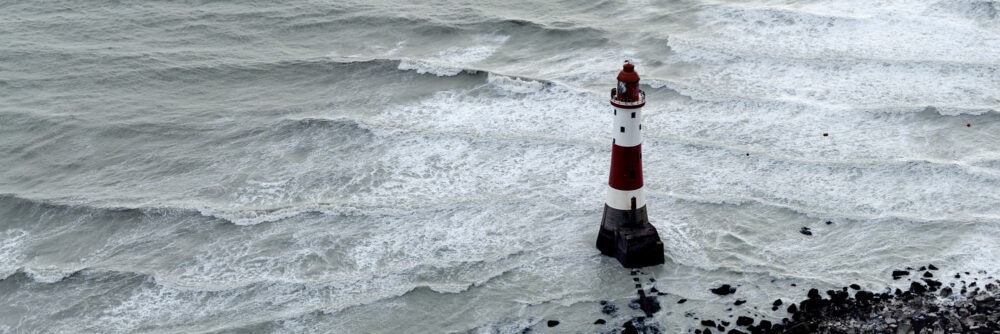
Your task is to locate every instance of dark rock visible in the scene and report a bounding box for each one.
[923,279,942,290]
[711,284,737,296]
[787,304,798,314]
[727,330,746,334]
[736,316,754,326]
[546,320,559,327]
[790,283,796,287]
[677,299,687,304]
[825,221,833,225]
[649,287,659,294]
[772,299,783,306]
[593,319,605,325]
[632,294,661,316]
[734,299,746,306]
[807,288,821,300]
[721,321,730,326]
[928,264,938,270]
[601,302,618,316]
[633,277,640,282]
[909,281,927,294]
[923,271,933,278]
[849,284,861,290]
[703,329,711,334]
[918,266,926,271]
[701,320,717,327]
[892,270,910,279]
[757,320,772,330]
[799,227,812,236]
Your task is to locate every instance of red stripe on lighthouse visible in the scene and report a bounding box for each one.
[608,144,643,190]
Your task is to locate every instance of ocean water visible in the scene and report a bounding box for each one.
[1,0,999,332]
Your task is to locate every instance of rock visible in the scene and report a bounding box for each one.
[773,299,782,306]
[923,271,933,278]
[974,294,995,307]
[850,284,861,290]
[799,227,812,236]
[786,323,810,334]
[593,319,606,325]
[825,221,833,225]
[726,329,746,334]
[893,270,910,280]
[939,287,952,297]
[909,282,927,294]
[918,266,926,271]
[734,299,746,306]
[807,288,821,300]
[546,320,559,327]
[986,283,997,292]
[787,304,798,314]
[678,299,687,304]
[601,302,618,316]
[711,284,737,296]
[736,316,754,326]
[928,264,938,270]
[702,320,717,327]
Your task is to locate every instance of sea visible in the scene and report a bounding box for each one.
[1,0,999,332]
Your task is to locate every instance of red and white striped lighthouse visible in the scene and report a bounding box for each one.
[596,60,665,268]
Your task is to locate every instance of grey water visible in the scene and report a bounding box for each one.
[1,0,999,332]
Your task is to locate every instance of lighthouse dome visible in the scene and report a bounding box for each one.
[617,61,640,83]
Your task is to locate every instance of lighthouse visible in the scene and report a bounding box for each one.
[596,60,665,268]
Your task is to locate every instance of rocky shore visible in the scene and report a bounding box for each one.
[563,266,999,334]
[691,266,1000,334]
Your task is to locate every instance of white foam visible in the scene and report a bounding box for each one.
[0,229,27,279]
[397,35,509,76]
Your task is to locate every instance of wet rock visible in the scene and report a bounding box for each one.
[787,304,798,314]
[546,320,559,327]
[600,302,618,316]
[726,329,746,334]
[711,284,737,296]
[677,299,687,304]
[799,227,812,236]
[909,282,927,294]
[940,287,953,297]
[923,271,934,278]
[734,299,746,306]
[849,284,861,290]
[893,270,910,279]
[701,320,717,327]
[825,221,833,225]
[928,264,938,270]
[593,319,605,325]
[807,288,821,300]
[736,316,754,326]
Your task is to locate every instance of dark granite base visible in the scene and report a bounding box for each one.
[597,204,665,268]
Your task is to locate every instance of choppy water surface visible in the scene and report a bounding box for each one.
[1,0,999,332]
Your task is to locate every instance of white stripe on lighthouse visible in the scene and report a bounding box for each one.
[605,186,646,211]
[612,107,642,147]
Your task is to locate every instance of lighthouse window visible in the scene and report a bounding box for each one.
[631,112,635,118]
[620,127,625,133]
[614,110,617,115]
[639,124,642,130]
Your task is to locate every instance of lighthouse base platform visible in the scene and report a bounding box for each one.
[596,205,665,268]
